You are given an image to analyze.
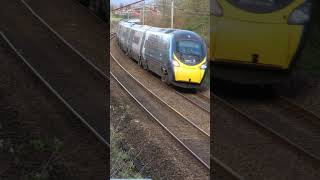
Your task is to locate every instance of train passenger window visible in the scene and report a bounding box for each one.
[227,0,293,13]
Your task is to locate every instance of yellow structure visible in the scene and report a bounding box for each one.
[211,0,310,69]
[173,53,206,83]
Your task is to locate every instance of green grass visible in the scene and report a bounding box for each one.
[204,68,210,88]
[110,128,143,179]
[111,16,123,22]
[181,16,210,45]
[110,104,143,179]
[110,13,124,33]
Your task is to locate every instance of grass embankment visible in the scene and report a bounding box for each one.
[110,13,123,33]
[110,103,143,179]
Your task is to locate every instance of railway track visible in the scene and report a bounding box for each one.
[197,92,210,102]
[110,34,244,180]
[212,90,320,179]
[0,36,107,179]
[111,36,210,135]
[174,90,210,113]
[215,92,320,161]
[110,47,210,169]
[279,95,320,126]
[212,95,320,179]
[110,32,210,113]
[21,2,241,179]
[0,0,108,146]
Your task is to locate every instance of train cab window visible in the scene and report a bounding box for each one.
[177,40,202,57]
[227,0,294,13]
[176,40,204,65]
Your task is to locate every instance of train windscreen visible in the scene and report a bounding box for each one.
[176,40,204,65]
[227,0,294,13]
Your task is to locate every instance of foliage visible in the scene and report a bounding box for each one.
[110,104,143,179]
[145,0,210,44]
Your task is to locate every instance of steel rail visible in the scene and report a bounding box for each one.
[20,0,108,79]
[110,50,209,137]
[110,71,211,168]
[174,90,210,113]
[212,93,320,162]
[279,95,320,125]
[197,92,210,102]
[17,0,110,146]
[0,32,109,147]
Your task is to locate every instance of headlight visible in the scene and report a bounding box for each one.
[200,63,207,70]
[288,2,312,25]
[173,60,180,67]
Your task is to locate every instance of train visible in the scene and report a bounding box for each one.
[211,0,313,84]
[116,20,208,89]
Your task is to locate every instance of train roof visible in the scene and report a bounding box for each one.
[119,20,202,39]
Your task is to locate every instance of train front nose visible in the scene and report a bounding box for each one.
[174,66,205,84]
[172,38,207,84]
[172,54,207,84]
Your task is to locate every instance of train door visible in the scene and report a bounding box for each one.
[212,0,311,69]
[144,33,160,75]
[153,35,167,76]
[123,26,130,52]
[141,27,151,62]
[119,25,126,48]
[128,28,136,56]
[159,36,170,75]
[132,30,143,60]
[117,24,122,45]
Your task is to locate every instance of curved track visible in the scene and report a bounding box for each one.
[1,0,108,146]
[110,33,244,180]
[110,41,210,168]
[212,88,320,179]
[214,92,320,162]
[174,90,210,113]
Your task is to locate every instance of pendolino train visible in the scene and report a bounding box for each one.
[211,0,313,84]
[116,20,208,89]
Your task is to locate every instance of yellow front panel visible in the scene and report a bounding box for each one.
[174,67,205,84]
[288,26,304,61]
[211,0,305,69]
[214,17,290,68]
[173,55,206,84]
